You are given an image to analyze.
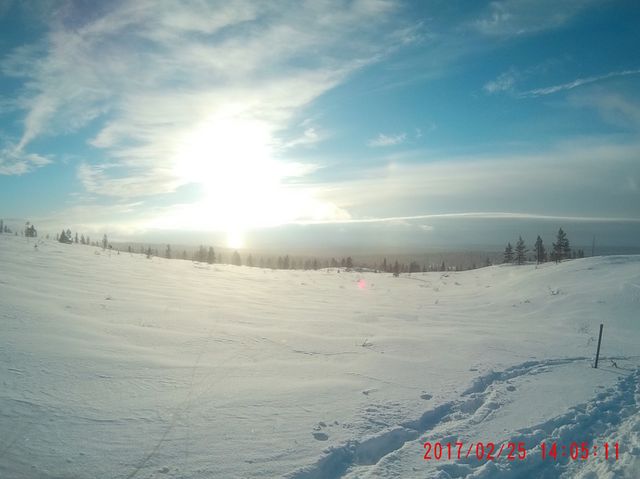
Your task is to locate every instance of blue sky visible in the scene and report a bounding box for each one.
[0,0,639,250]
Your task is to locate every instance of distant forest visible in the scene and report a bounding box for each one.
[0,218,625,274]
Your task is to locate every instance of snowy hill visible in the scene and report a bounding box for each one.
[1,233,639,478]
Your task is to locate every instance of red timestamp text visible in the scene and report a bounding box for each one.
[423,441,621,462]
[540,442,619,461]
[423,441,527,462]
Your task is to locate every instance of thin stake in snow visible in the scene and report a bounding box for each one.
[594,323,604,368]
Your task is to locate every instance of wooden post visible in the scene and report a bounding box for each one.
[594,324,604,368]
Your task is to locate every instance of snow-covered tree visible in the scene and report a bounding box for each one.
[59,229,72,244]
[24,222,37,238]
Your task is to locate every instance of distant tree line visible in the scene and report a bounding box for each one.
[503,228,585,265]
[2,220,590,274]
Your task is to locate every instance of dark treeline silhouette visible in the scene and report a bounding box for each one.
[502,228,585,265]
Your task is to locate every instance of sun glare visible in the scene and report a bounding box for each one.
[151,111,348,239]
[226,230,244,249]
[171,115,288,230]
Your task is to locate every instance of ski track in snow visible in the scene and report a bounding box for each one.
[288,358,639,479]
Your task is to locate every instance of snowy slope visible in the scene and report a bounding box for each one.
[0,233,638,478]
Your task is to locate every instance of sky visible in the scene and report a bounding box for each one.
[0,0,639,252]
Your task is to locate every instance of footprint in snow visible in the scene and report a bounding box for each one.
[506,385,516,392]
[420,393,433,400]
[313,432,329,441]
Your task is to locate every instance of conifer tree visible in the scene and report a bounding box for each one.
[165,244,171,259]
[207,247,215,264]
[552,228,570,263]
[232,250,242,266]
[515,236,527,265]
[503,242,514,263]
[59,229,71,244]
[534,235,546,264]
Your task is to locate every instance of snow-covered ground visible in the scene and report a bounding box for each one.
[1,233,639,478]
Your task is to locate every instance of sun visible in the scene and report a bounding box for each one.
[171,115,287,231]
[151,111,346,238]
[226,230,244,249]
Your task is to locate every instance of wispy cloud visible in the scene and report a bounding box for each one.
[520,69,640,97]
[474,0,601,36]
[570,91,640,130]
[295,212,640,226]
[0,144,50,175]
[483,71,517,94]
[367,132,407,147]
[2,0,408,211]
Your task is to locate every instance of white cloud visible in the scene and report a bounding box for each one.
[308,140,640,222]
[282,127,321,149]
[483,71,516,94]
[474,0,601,36]
[4,0,407,202]
[367,132,407,147]
[0,144,50,175]
[570,91,640,131]
[520,69,640,98]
